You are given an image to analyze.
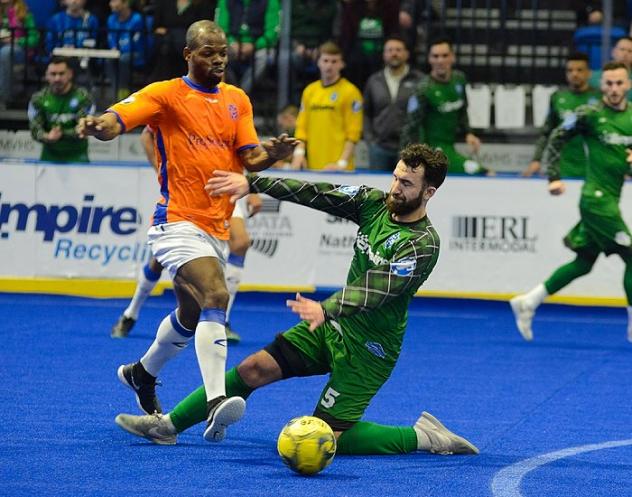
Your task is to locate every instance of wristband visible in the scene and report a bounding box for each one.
[293,148,305,157]
[336,159,348,168]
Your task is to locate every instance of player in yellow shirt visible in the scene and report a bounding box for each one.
[290,41,363,171]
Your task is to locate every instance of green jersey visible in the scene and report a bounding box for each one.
[402,70,470,147]
[248,175,440,367]
[28,85,95,163]
[533,87,600,177]
[546,101,632,256]
[546,101,632,201]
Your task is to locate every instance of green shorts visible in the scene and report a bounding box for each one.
[564,194,632,257]
[273,320,395,428]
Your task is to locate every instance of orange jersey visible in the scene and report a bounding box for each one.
[108,77,259,239]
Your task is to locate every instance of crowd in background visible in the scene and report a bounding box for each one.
[3,0,632,173]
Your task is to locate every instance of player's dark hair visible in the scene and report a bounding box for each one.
[615,36,632,46]
[48,56,72,69]
[566,51,589,64]
[384,34,408,48]
[186,20,225,50]
[602,61,627,72]
[428,36,453,52]
[399,144,448,189]
[279,104,299,117]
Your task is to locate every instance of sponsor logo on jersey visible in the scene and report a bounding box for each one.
[356,233,389,265]
[336,185,360,196]
[365,341,386,359]
[330,92,338,102]
[438,99,464,113]
[601,132,632,146]
[384,232,400,249]
[121,95,135,104]
[390,257,416,276]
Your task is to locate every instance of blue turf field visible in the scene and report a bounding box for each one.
[1,292,630,497]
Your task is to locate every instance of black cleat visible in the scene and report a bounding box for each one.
[203,396,246,442]
[117,362,162,414]
[111,315,136,338]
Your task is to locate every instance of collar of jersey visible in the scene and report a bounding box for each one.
[182,76,220,94]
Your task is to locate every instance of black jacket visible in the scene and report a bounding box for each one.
[363,67,423,150]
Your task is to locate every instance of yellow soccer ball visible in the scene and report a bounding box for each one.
[277,416,337,476]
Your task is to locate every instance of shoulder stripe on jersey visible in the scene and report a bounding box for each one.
[105,110,126,134]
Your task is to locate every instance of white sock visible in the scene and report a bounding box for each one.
[195,308,228,401]
[225,254,245,323]
[124,263,161,320]
[523,283,548,309]
[140,310,194,377]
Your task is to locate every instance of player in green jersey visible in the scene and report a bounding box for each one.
[401,37,491,176]
[114,143,480,456]
[28,57,95,163]
[511,62,632,342]
[523,52,600,178]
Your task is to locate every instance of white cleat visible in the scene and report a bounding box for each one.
[115,412,177,445]
[203,396,246,442]
[414,411,479,455]
[510,295,534,341]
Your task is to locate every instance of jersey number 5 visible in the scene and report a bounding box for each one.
[320,387,340,409]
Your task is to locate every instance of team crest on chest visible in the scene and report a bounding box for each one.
[228,103,238,120]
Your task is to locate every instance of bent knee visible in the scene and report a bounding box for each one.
[238,352,281,387]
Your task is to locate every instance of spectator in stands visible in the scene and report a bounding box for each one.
[398,0,439,58]
[340,0,417,89]
[289,0,336,104]
[522,52,600,178]
[0,0,39,109]
[574,1,629,28]
[290,41,363,171]
[149,0,215,81]
[589,36,632,100]
[216,0,280,93]
[363,35,422,171]
[401,37,492,176]
[273,104,298,168]
[45,0,100,57]
[28,56,95,162]
[106,0,147,100]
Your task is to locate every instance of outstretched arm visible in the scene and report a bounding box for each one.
[206,171,373,223]
[76,112,123,141]
[239,134,300,172]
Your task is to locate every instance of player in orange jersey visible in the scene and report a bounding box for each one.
[77,20,297,442]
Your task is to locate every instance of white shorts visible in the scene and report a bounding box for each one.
[232,196,248,220]
[147,221,229,279]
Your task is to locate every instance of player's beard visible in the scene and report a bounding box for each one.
[386,190,423,216]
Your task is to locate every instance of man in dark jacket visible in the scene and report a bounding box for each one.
[363,35,422,170]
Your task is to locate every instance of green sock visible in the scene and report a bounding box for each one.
[544,254,597,294]
[169,385,207,433]
[169,367,255,433]
[623,257,632,304]
[336,421,418,455]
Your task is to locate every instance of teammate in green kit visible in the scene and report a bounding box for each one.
[511,62,632,342]
[401,37,491,176]
[114,143,480,457]
[28,57,95,163]
[523,52,600,178]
